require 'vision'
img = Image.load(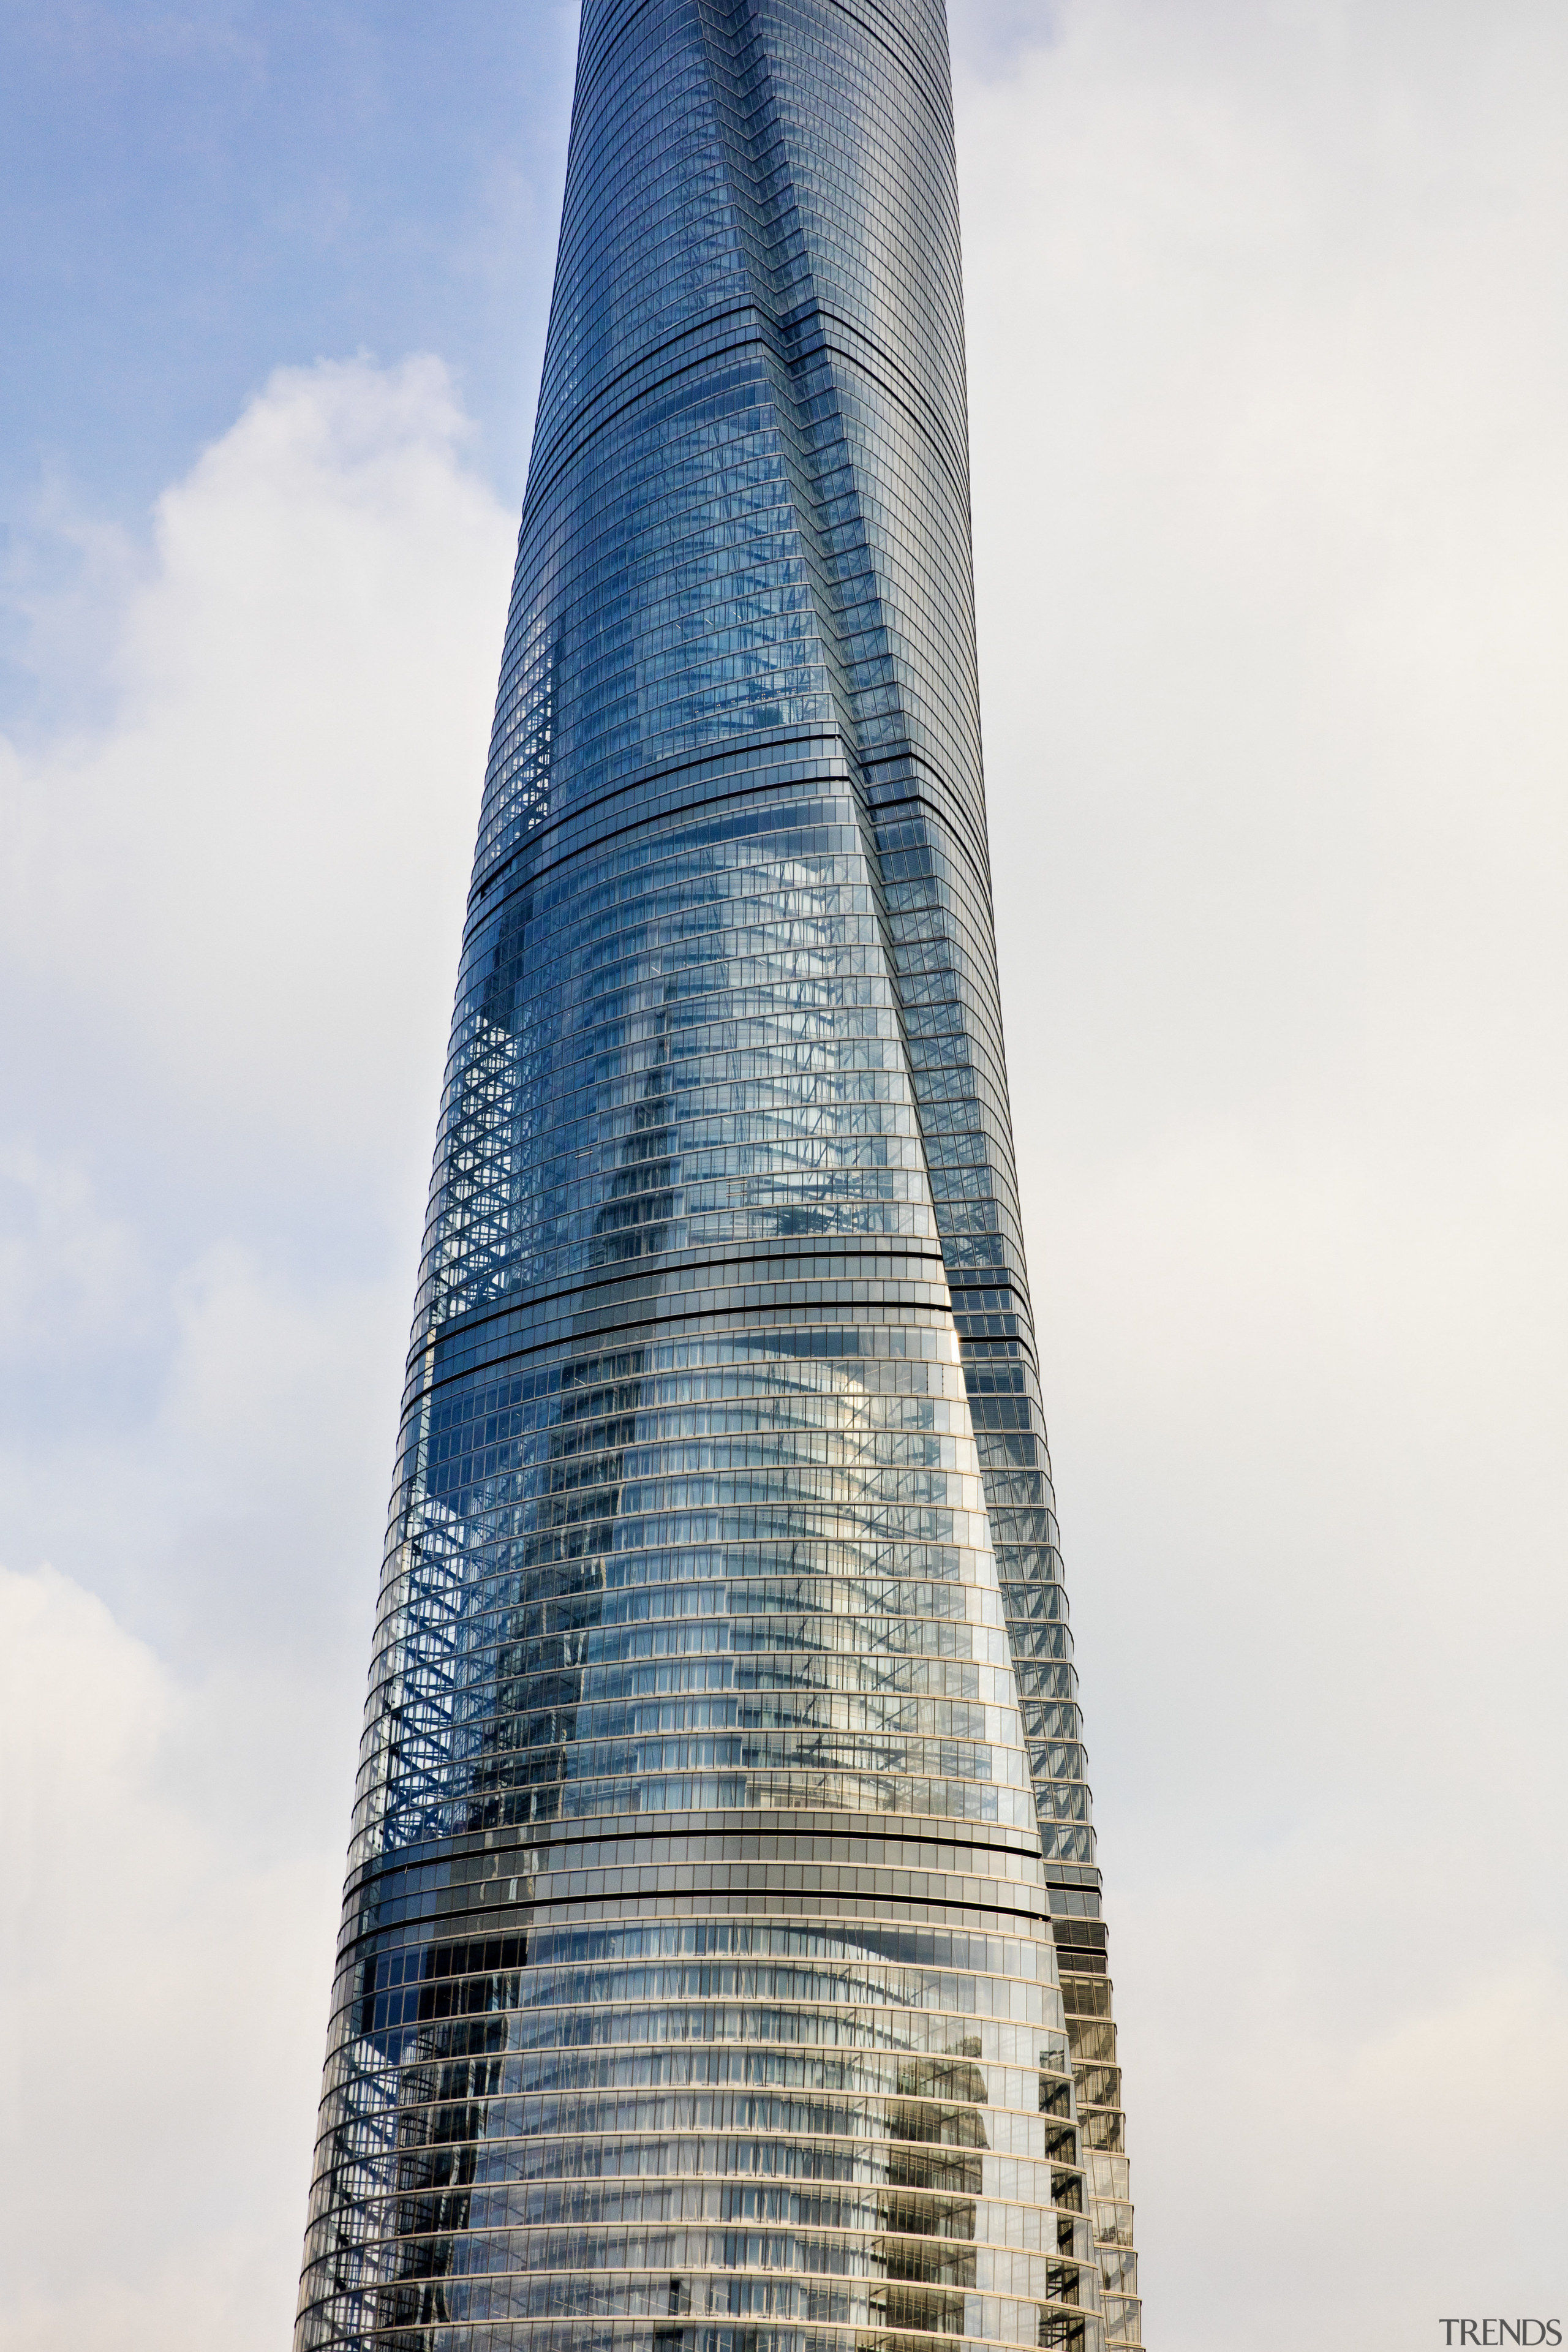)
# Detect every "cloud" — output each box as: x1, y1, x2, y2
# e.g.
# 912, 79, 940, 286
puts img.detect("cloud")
0, 1562, 341, 2351
0, 1145, 151, 1366
0, 351, 516, 1629
955, 3, 1568, 2341
0, 356, 515, 2348
1, 354, 514, 1188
